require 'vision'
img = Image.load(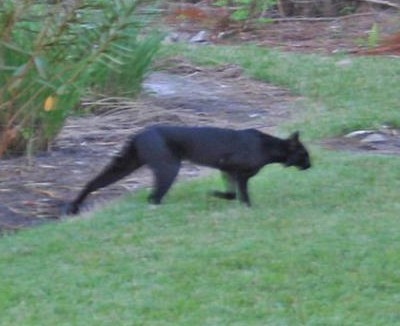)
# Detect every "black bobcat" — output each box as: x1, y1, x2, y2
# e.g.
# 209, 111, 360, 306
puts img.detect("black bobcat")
65, 125, 311, 214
